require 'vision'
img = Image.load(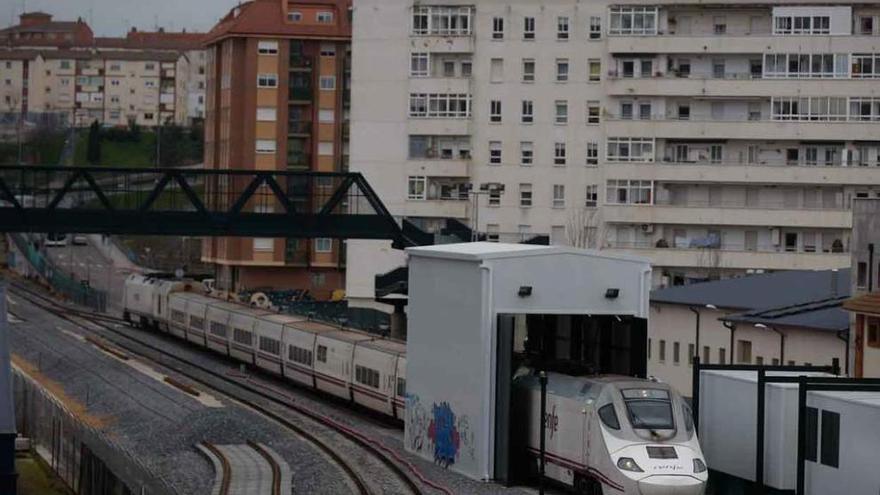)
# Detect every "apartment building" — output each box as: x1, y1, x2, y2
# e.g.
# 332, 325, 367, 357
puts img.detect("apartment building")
201, 0, 352, 296
843, 198, 880, 377
0, 13, 205, 127
347, 0, 880, 309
